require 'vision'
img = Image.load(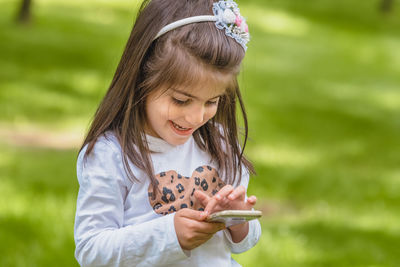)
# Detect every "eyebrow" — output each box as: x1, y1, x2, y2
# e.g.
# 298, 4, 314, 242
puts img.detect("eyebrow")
171, 88, 223, 101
